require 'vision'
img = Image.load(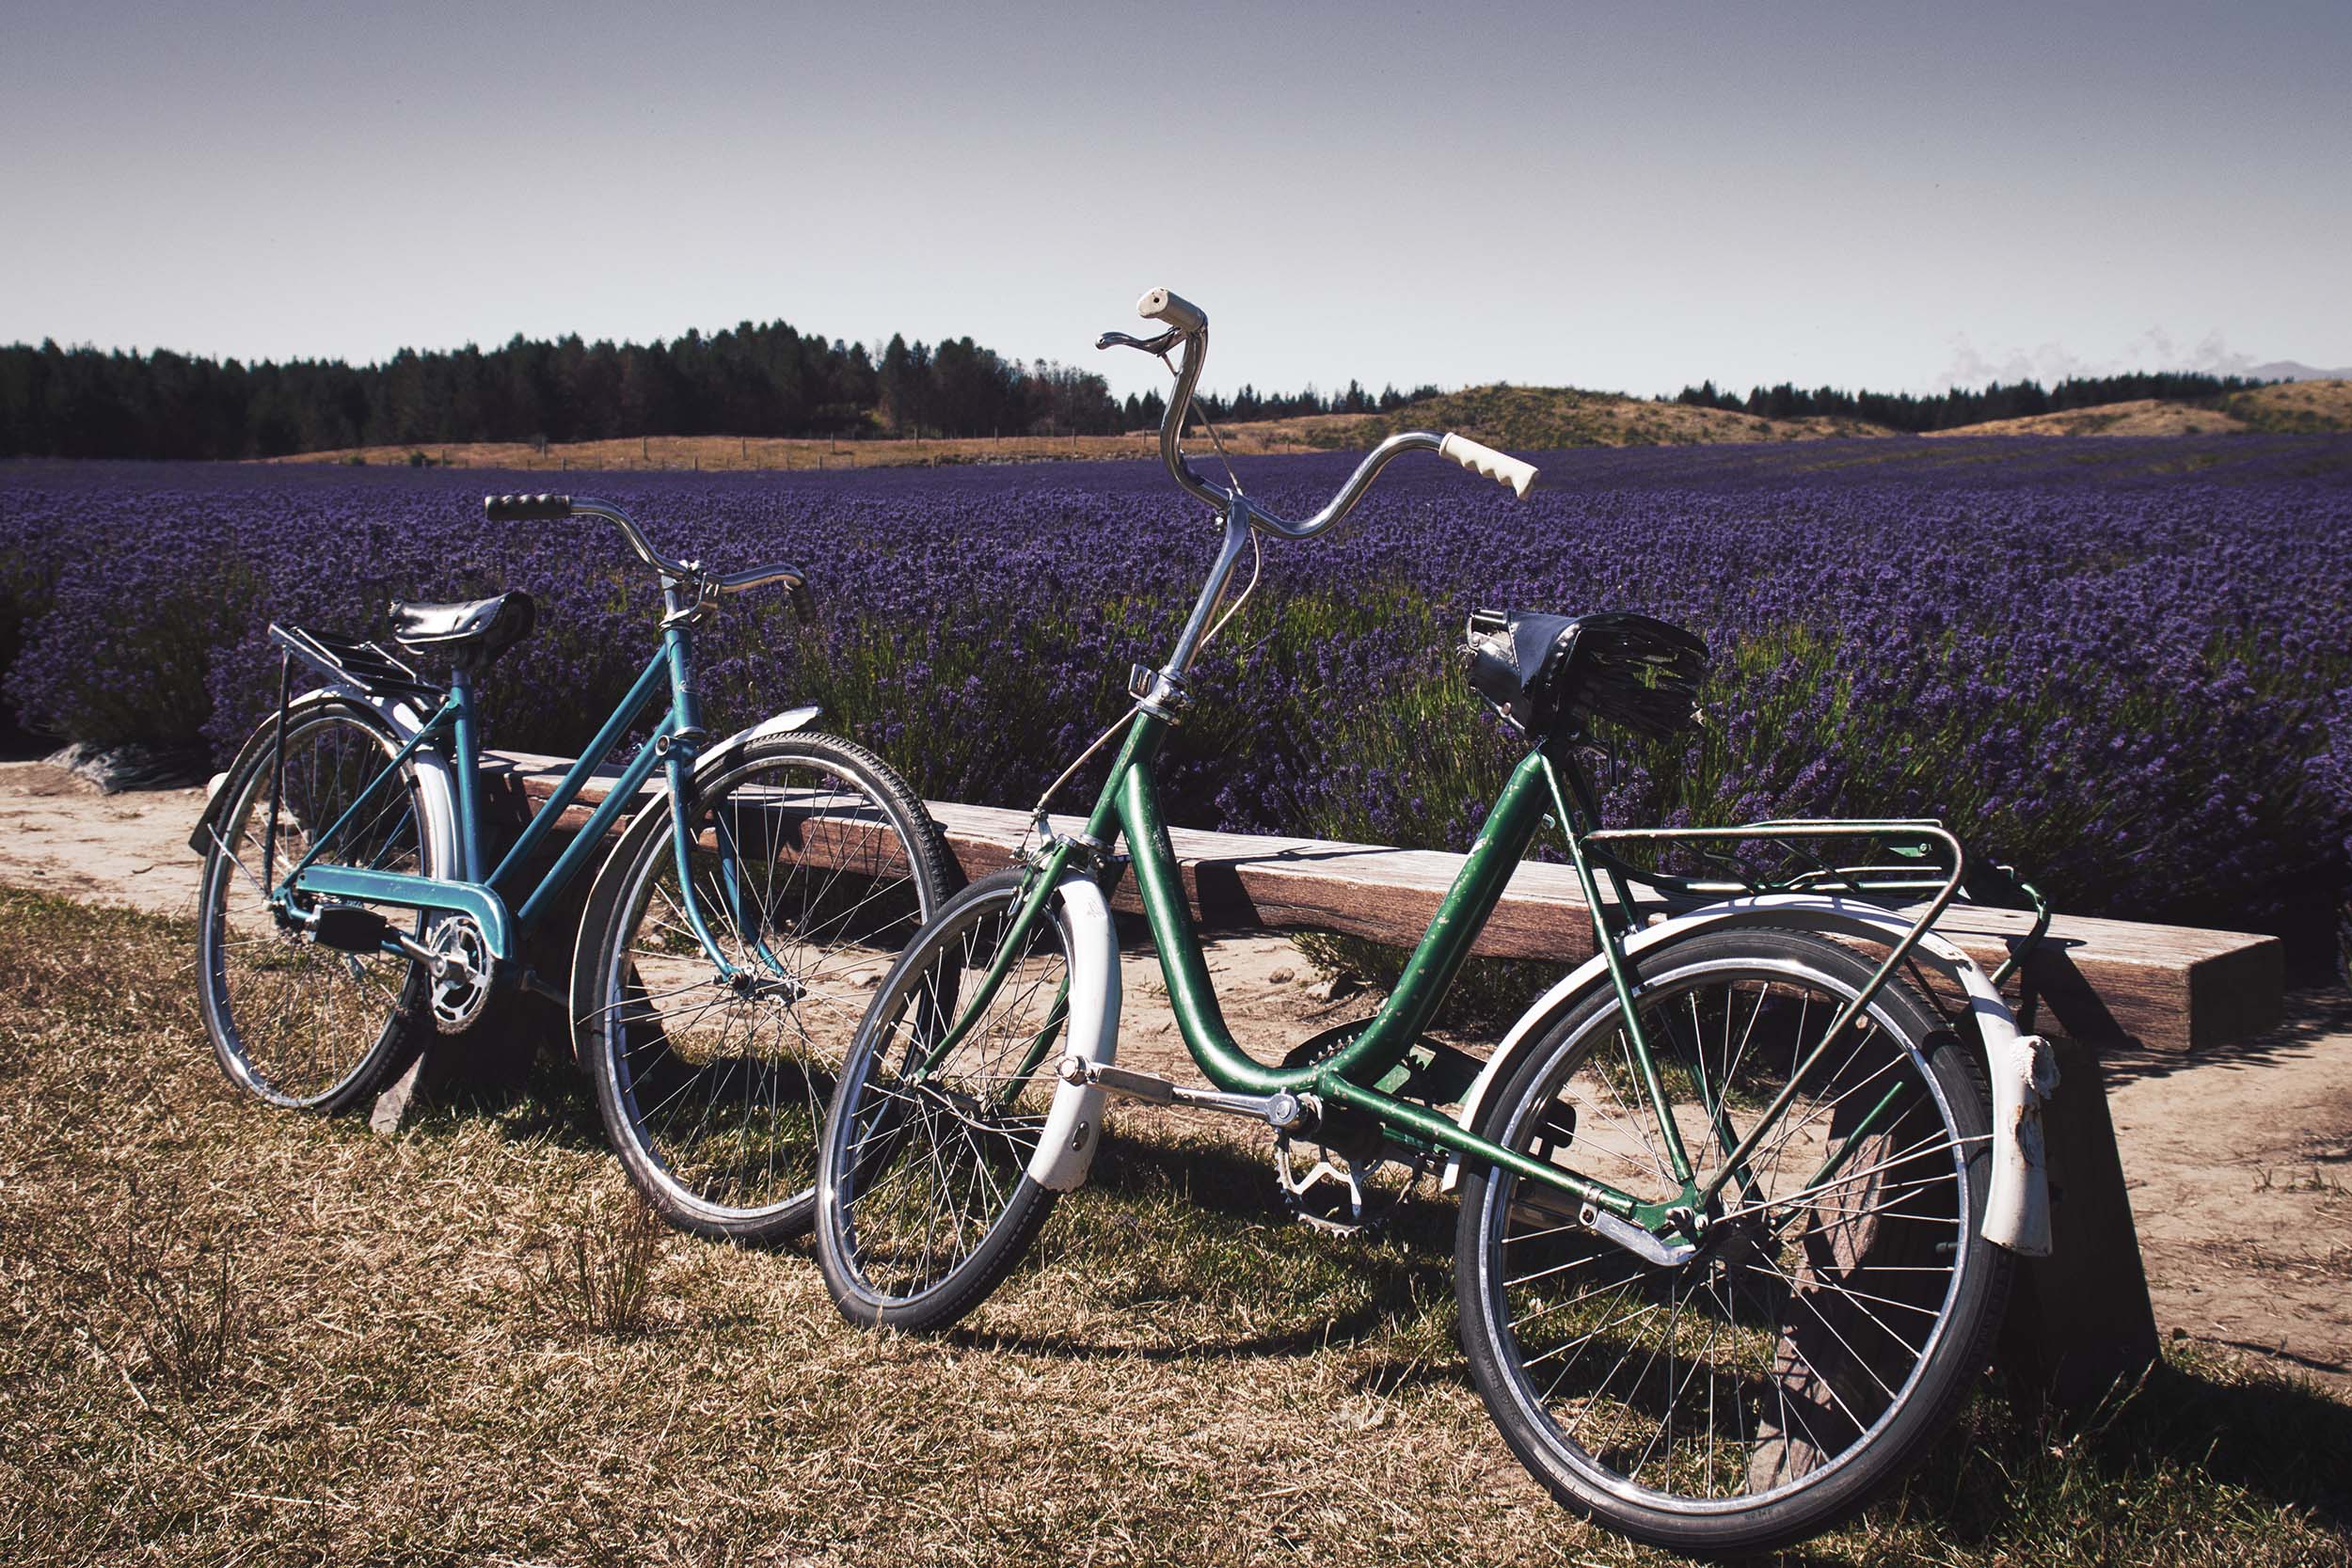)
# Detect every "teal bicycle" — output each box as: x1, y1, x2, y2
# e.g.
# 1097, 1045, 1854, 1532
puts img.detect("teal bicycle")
190, 494, 954, 1242
812, 290, 2058, 1553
